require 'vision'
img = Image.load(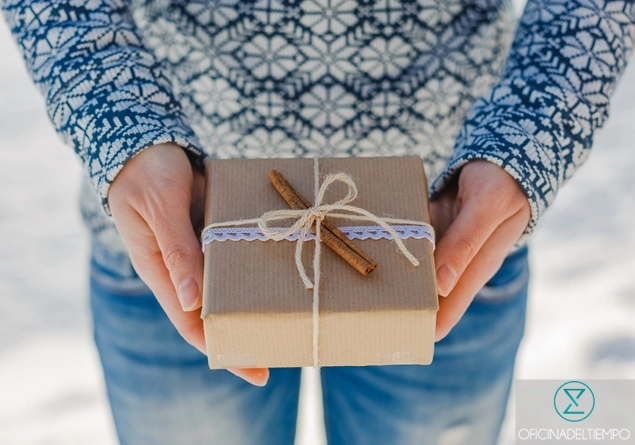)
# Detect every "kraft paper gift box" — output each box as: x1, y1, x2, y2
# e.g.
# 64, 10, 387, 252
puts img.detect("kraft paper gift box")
201, 156, 439, 369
